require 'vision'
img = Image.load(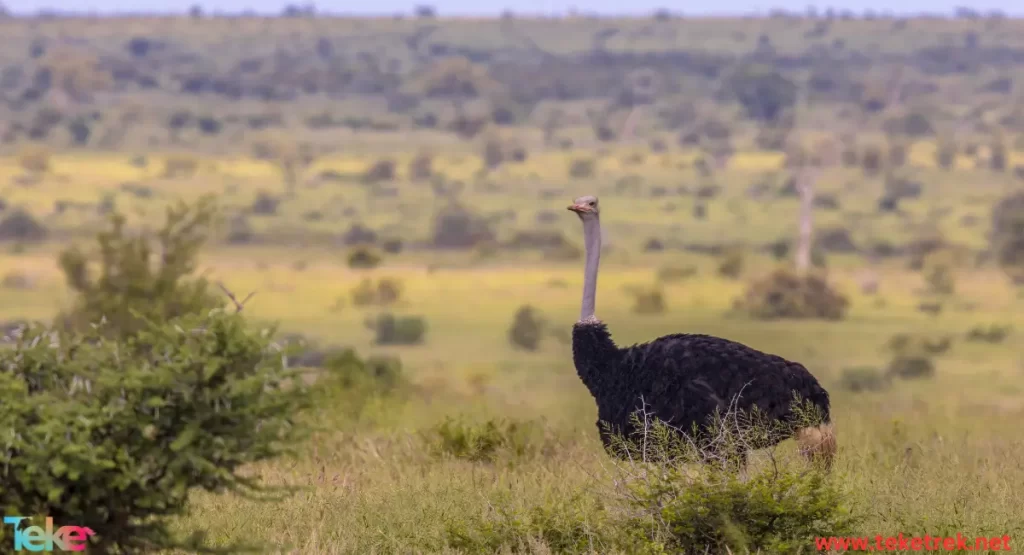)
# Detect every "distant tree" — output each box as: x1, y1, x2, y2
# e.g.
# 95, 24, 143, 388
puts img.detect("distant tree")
726, 65, 797, 123
56, 197, 225, 338
992, 192, 1024, 284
